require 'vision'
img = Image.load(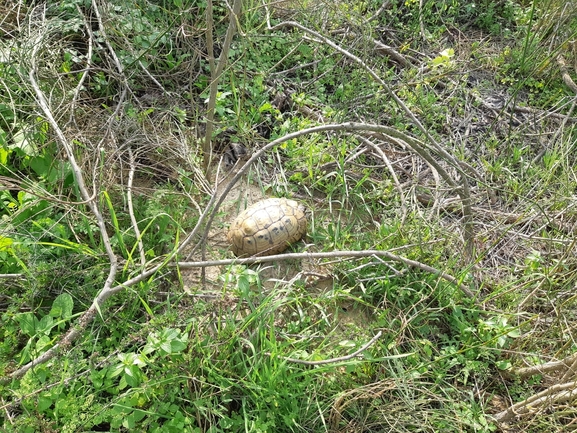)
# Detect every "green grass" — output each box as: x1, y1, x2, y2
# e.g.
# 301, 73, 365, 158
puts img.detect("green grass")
2, 0, 577, 431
